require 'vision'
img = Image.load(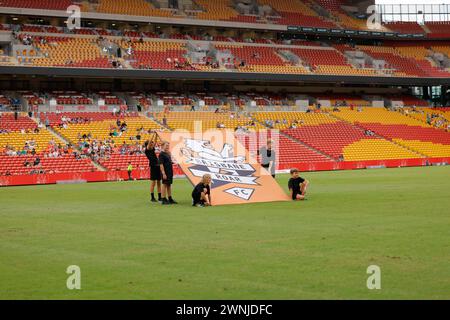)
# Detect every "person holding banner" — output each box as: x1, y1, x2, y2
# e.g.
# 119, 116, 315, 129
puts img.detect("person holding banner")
159, 141, 177, 205
144, 139, 162, 203
192, 174, 212, 207
258, 139, 276, 178
288, 168, 309, 201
